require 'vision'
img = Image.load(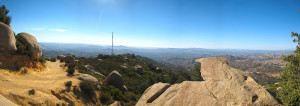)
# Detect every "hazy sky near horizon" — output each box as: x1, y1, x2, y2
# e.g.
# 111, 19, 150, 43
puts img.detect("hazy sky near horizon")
1, 0, 300, 50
